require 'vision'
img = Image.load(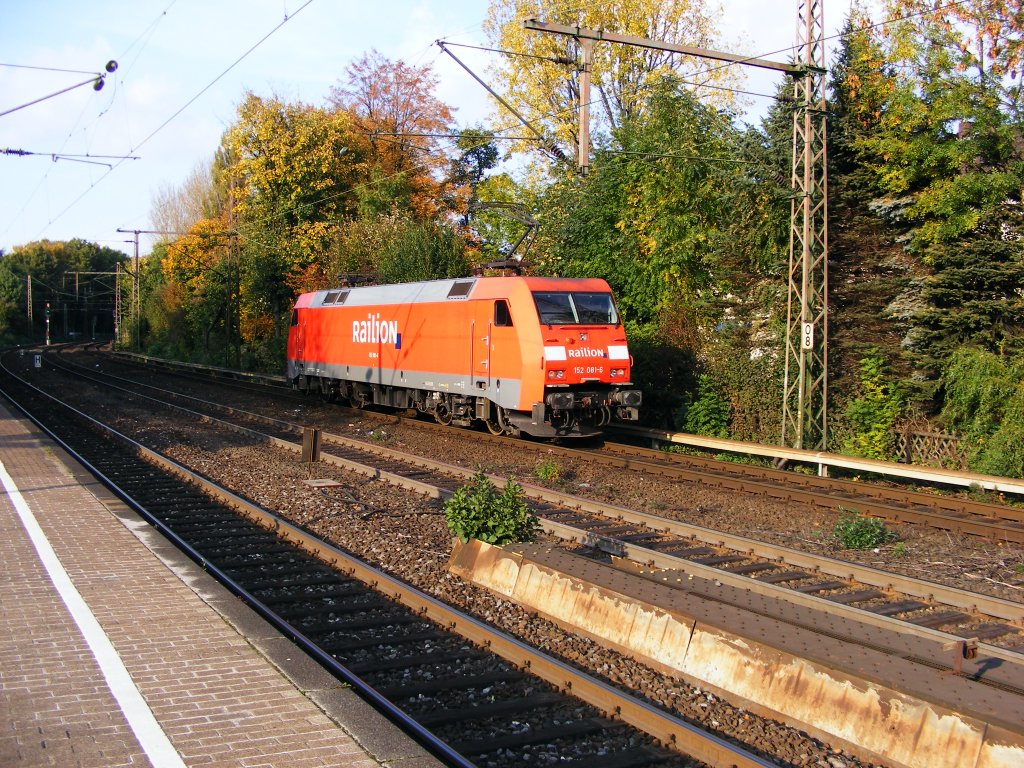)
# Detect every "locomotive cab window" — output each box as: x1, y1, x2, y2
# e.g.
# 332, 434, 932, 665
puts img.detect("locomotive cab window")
494, 300, 513, 327
290, 309, 299, 326
533, 291, 618, 326
573, 292, 618, 324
